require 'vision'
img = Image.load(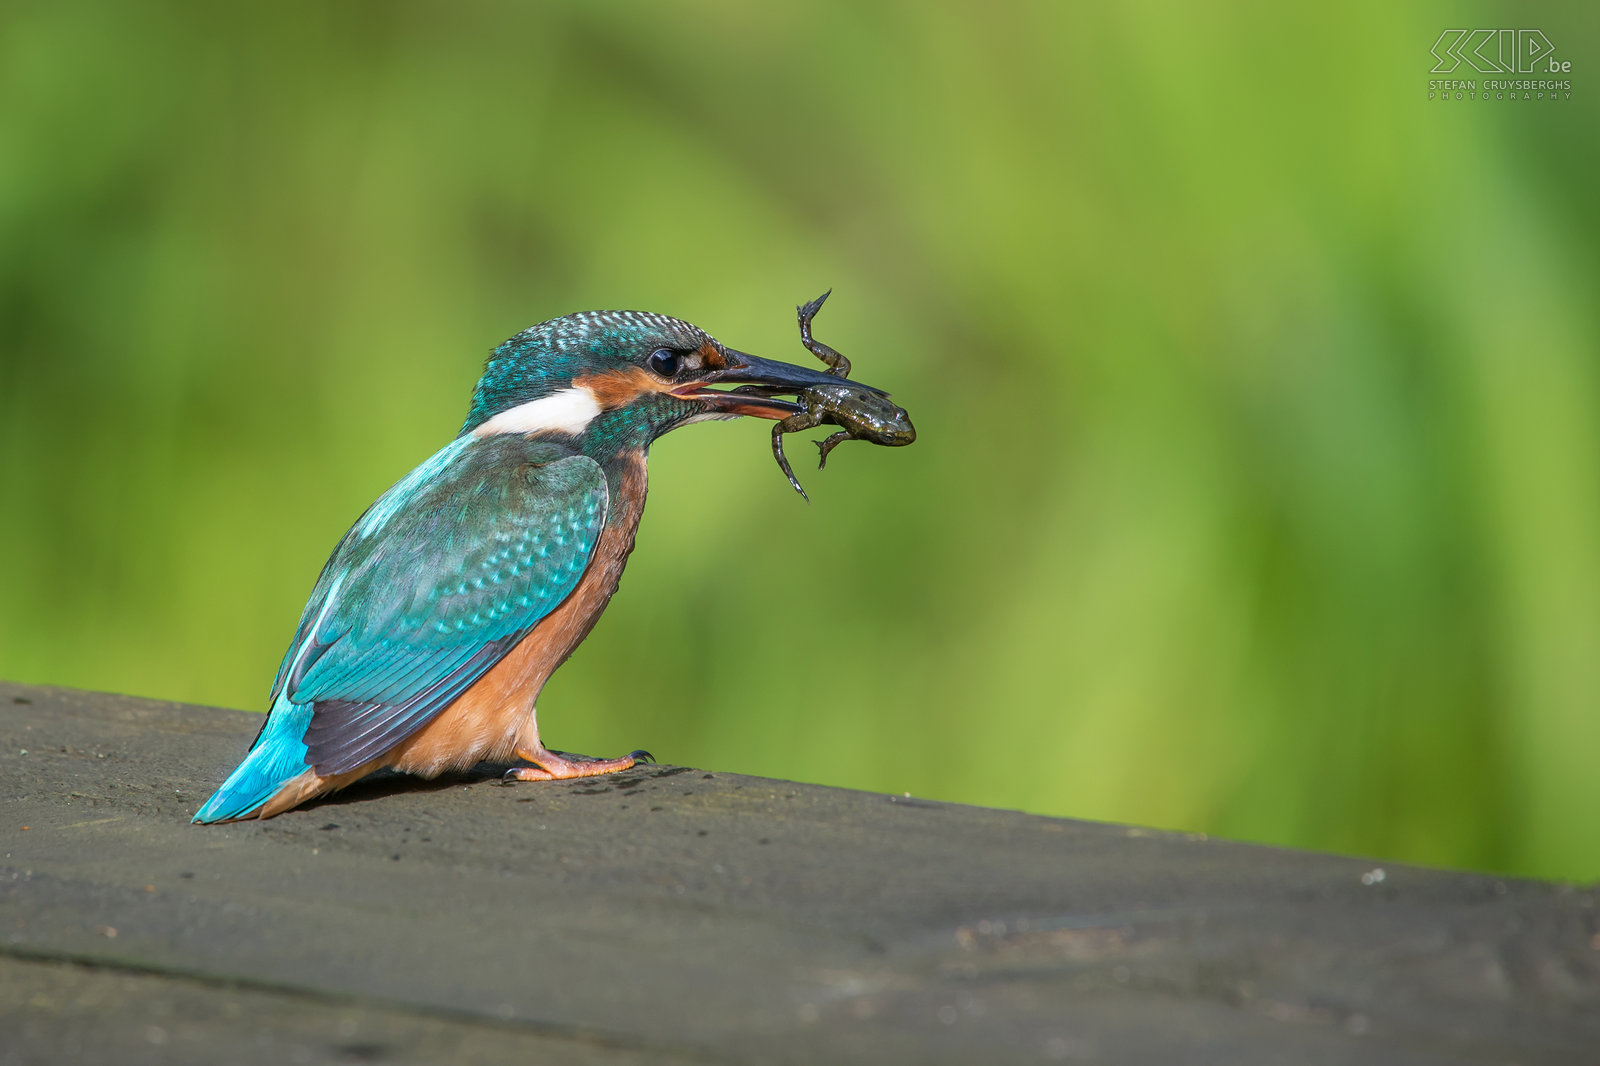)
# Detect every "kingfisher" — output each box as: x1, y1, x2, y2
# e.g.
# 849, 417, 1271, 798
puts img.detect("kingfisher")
194, 309, 879, 822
